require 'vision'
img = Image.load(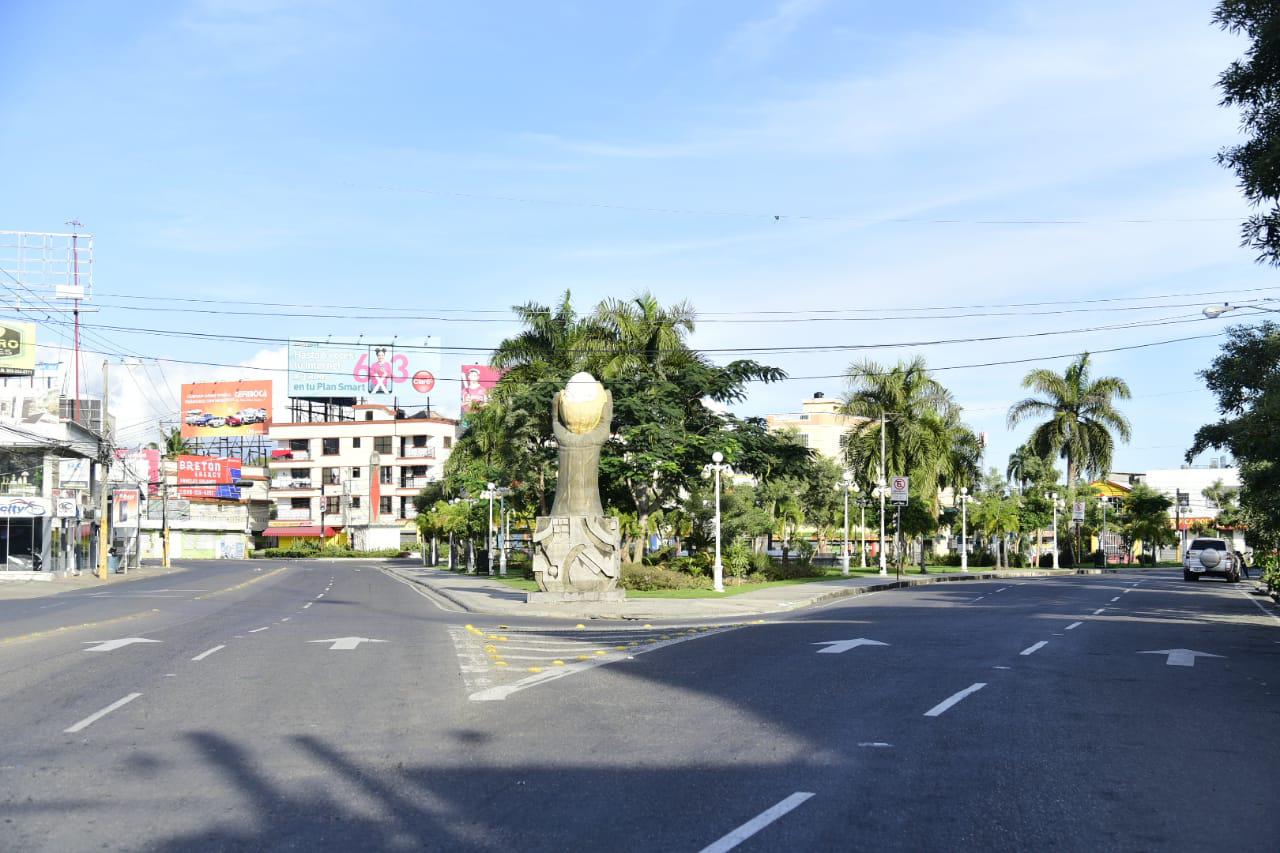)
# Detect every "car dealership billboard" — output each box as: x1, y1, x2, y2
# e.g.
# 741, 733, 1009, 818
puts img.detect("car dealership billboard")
287, 338, 441, 404
180, 381, 272, 438
0, 321, 36, 377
